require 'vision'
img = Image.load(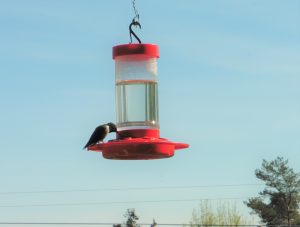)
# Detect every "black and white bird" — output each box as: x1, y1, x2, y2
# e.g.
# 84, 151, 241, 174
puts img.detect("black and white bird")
84, 122, 117, 149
